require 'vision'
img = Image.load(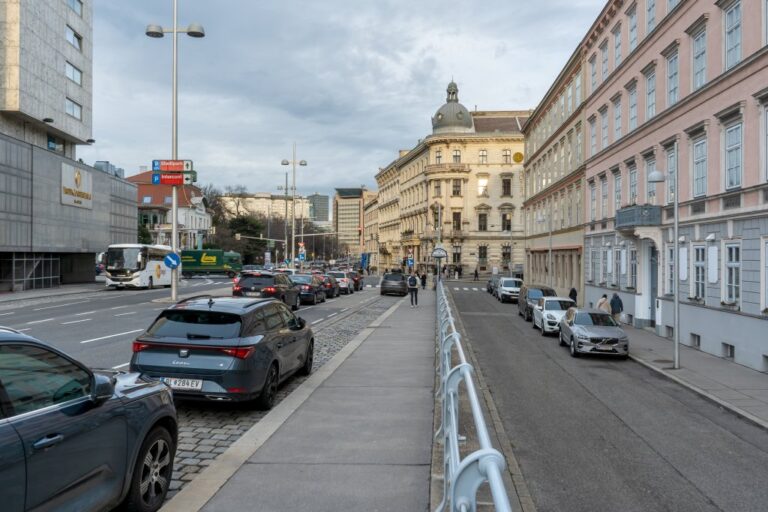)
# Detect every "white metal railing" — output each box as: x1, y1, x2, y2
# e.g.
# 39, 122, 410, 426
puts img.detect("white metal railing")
435, 280, 513, 512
